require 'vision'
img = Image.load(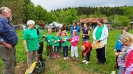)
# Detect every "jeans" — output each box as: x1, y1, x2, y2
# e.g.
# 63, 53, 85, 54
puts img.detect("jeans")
63, 46, 68, 57
37, 42, 44, 60
118, 67, 125, 74
54, 46, 60, 53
